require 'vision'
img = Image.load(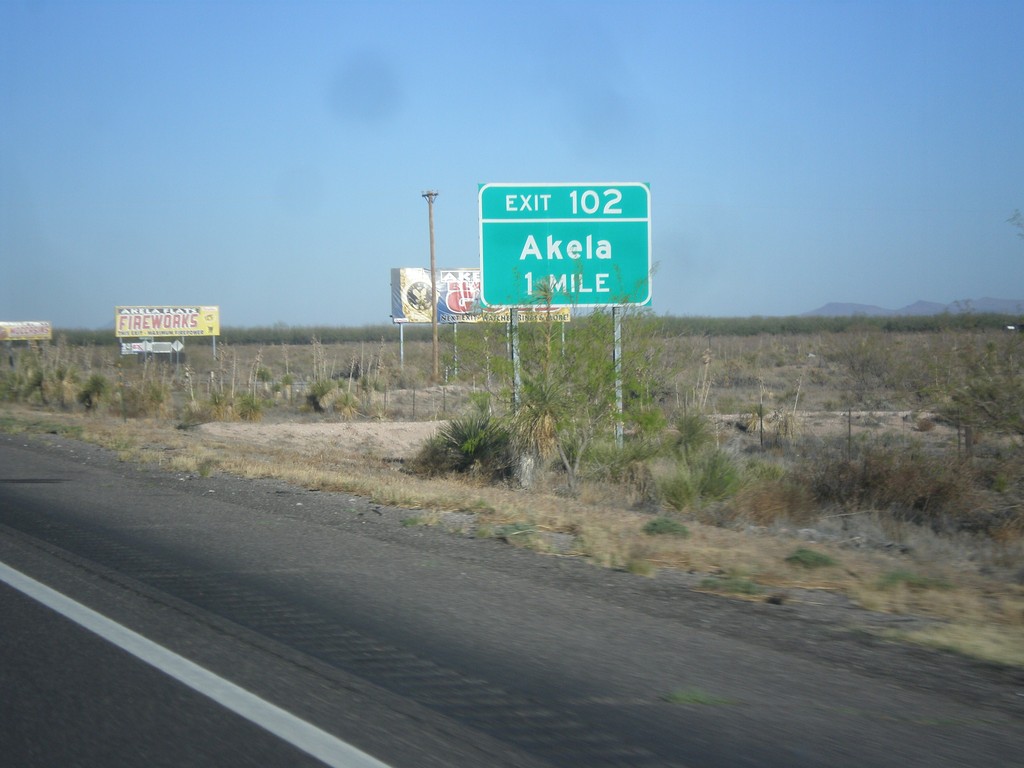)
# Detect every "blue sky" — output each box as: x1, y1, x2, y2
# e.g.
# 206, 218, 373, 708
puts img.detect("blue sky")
2, 0, 1022, 329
